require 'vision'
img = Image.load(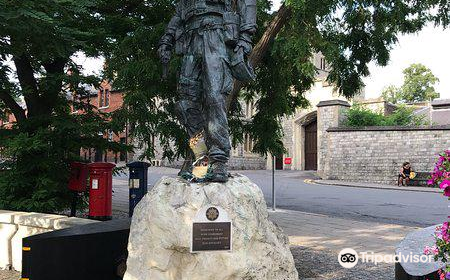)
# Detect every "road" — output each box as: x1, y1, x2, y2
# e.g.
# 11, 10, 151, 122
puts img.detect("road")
114, 167, 448, 228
